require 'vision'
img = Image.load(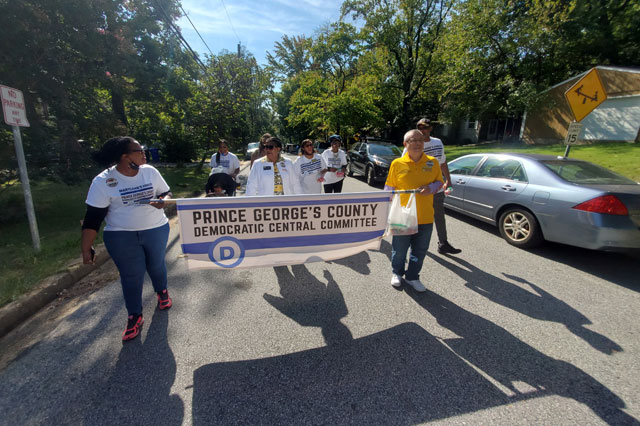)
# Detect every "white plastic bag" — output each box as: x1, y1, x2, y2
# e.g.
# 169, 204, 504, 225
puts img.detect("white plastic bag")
386, 192, 418, 236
